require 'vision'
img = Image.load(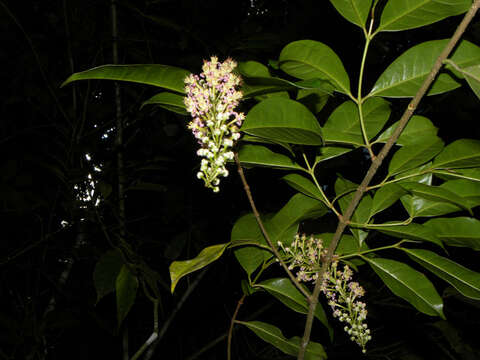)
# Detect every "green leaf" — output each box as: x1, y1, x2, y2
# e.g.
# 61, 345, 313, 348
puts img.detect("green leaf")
62, 64, 190, 94
241, 279, 259, 296
377, 0, 471, 32
297, 88, 329, 114
282, 173, 326, 203
256, 278, 332, 338
372, 222, 443, 248
370, 40, 480, 97
238, 59, 334, 99
441, 179, 480, 207
396, 163, 433, 185
237, 321, 327, 359
243, 77, 333, 99
238, 60, 271, 77
366, 257, 445, 318
93, 249, 124, 304
279, 40, 351, 94
320, 232, 369, 255
237, 144, 302, 170
401, 196, 459, 218
432, 139, 480, 169
323, 98, 391, 146
270, 193, 329, 243
314, 146, 353, 164
460, 64, 480, 99
403, 248, 480, 300
402, 179, 480, 218
375, 115, 438, 146
234, 246, 272, 278
141, 92, 188, 115
232, 194, 327, 276
388, 136, 444, 176
399, 182, 471, 214
233, 193, 328, 276
424, 217, 480, 250
433, 168, 480, 182
336, 177, 372, 243
371, 183, 407, 217
361, 97, 392, 140
116, 265, 138, 327
248, 77, 334, 92
169, 243, 229, 293
443, 60, 480, 99
399, 173, 474, 217
232, 214, 272, 276
242, 83, 290, 99
240, 134, 295, 156
329, 0, 373, 28
239, 62, 334, 95
242, 98, 323, 145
